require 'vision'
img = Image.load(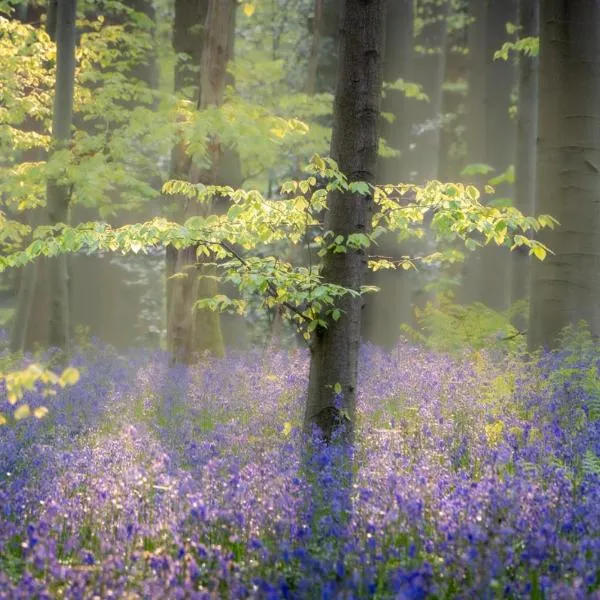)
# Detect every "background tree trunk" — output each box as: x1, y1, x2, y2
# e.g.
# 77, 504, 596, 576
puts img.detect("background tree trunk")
9, 2, 49, 352
409, 0, 449, 183
462, 0, 517, 310
168, 0, 238, 363
167, 0, 209, 363
305, 0, 386, 442
476, 0, 517, 312
528, 0, 600, 349
47, 0, 77, 350
305, 0, 324, 94
362, 0, 414, 346
511, 0, 539, 330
